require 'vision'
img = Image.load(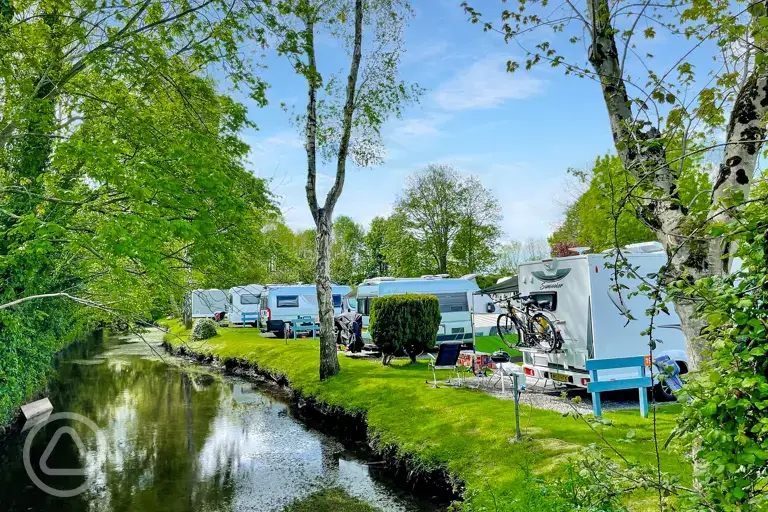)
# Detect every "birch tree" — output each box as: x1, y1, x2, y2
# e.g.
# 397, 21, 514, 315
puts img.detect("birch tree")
463, 0, 768, 370
283, 0, 417, 379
